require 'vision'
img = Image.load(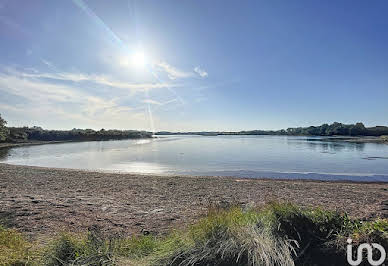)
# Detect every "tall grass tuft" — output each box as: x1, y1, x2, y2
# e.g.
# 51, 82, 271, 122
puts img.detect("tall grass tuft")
145, 206, 293, 265
146, 203, 362, 265
44, 226, 116, 266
